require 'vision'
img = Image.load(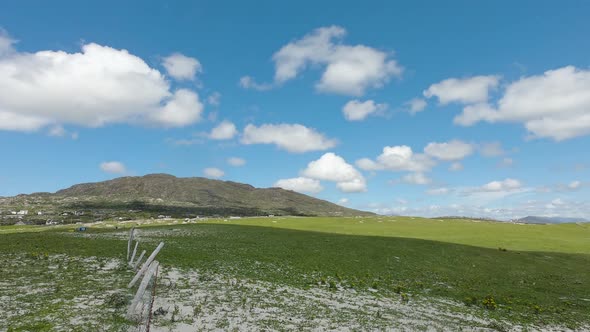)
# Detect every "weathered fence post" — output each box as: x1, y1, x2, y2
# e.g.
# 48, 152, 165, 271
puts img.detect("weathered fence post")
127, 227, 135, 261
129, 241, 139, 267
126, 260, 159, 320
133, 250, 146, 270
128, 242, 164, 288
